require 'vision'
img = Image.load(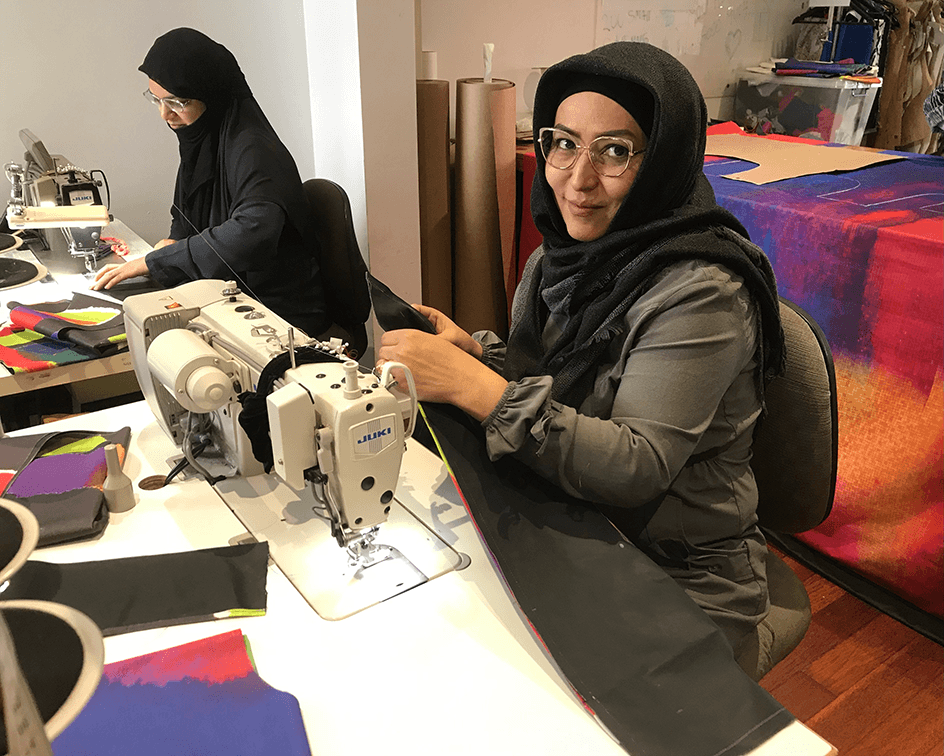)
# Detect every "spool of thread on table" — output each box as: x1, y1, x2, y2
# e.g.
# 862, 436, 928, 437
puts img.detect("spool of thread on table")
103, 443, 135, 513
